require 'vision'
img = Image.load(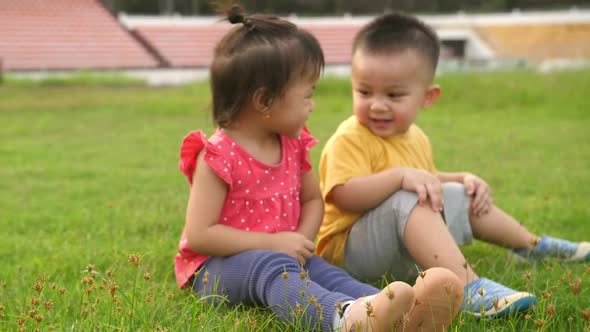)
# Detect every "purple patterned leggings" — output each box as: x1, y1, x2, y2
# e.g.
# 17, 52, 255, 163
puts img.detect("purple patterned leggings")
191, 250, 379, 331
